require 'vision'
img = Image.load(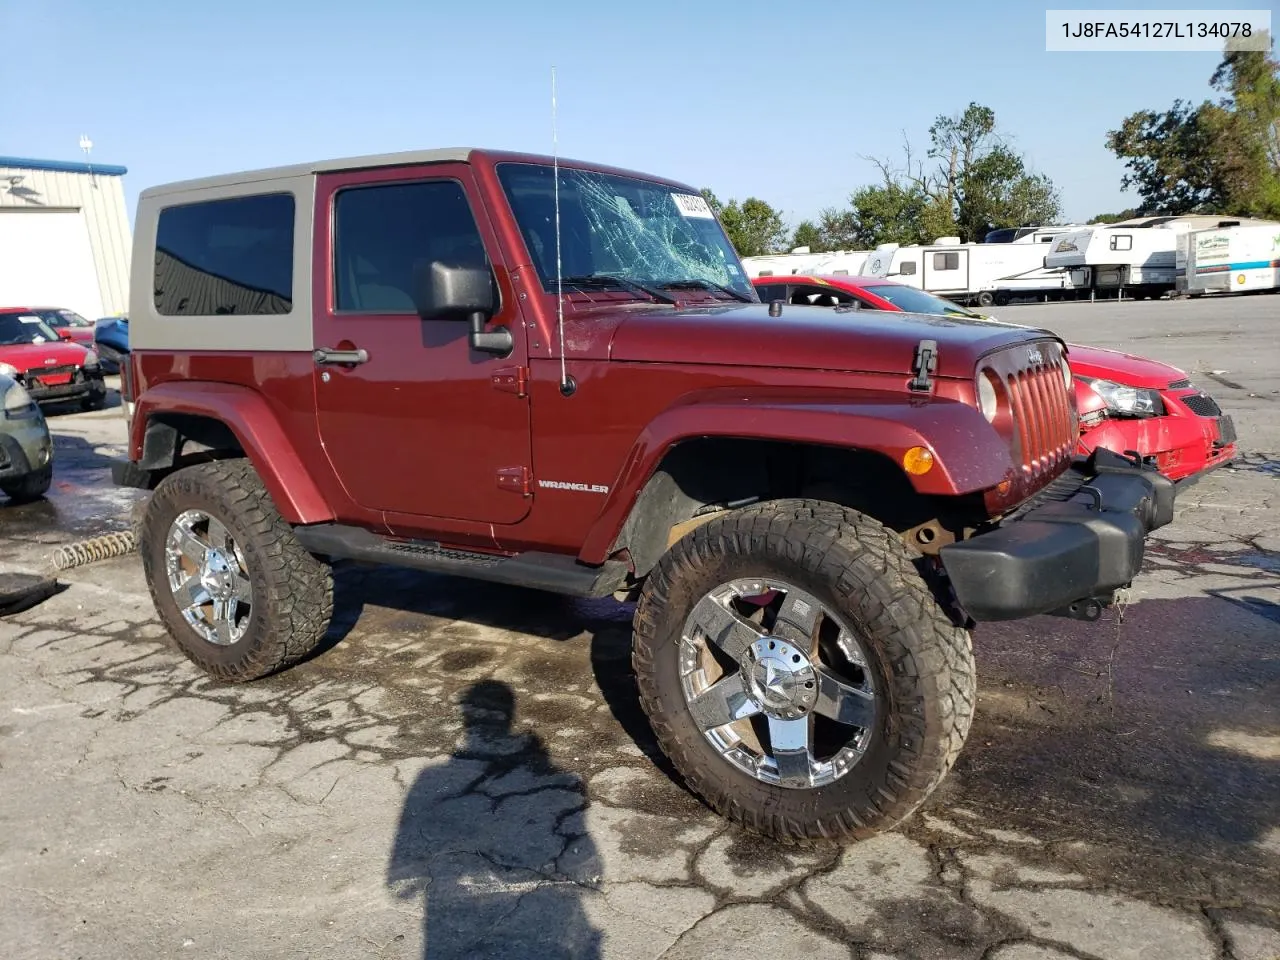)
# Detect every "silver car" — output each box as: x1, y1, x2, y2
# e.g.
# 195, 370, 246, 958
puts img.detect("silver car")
0, 373, 53, 502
